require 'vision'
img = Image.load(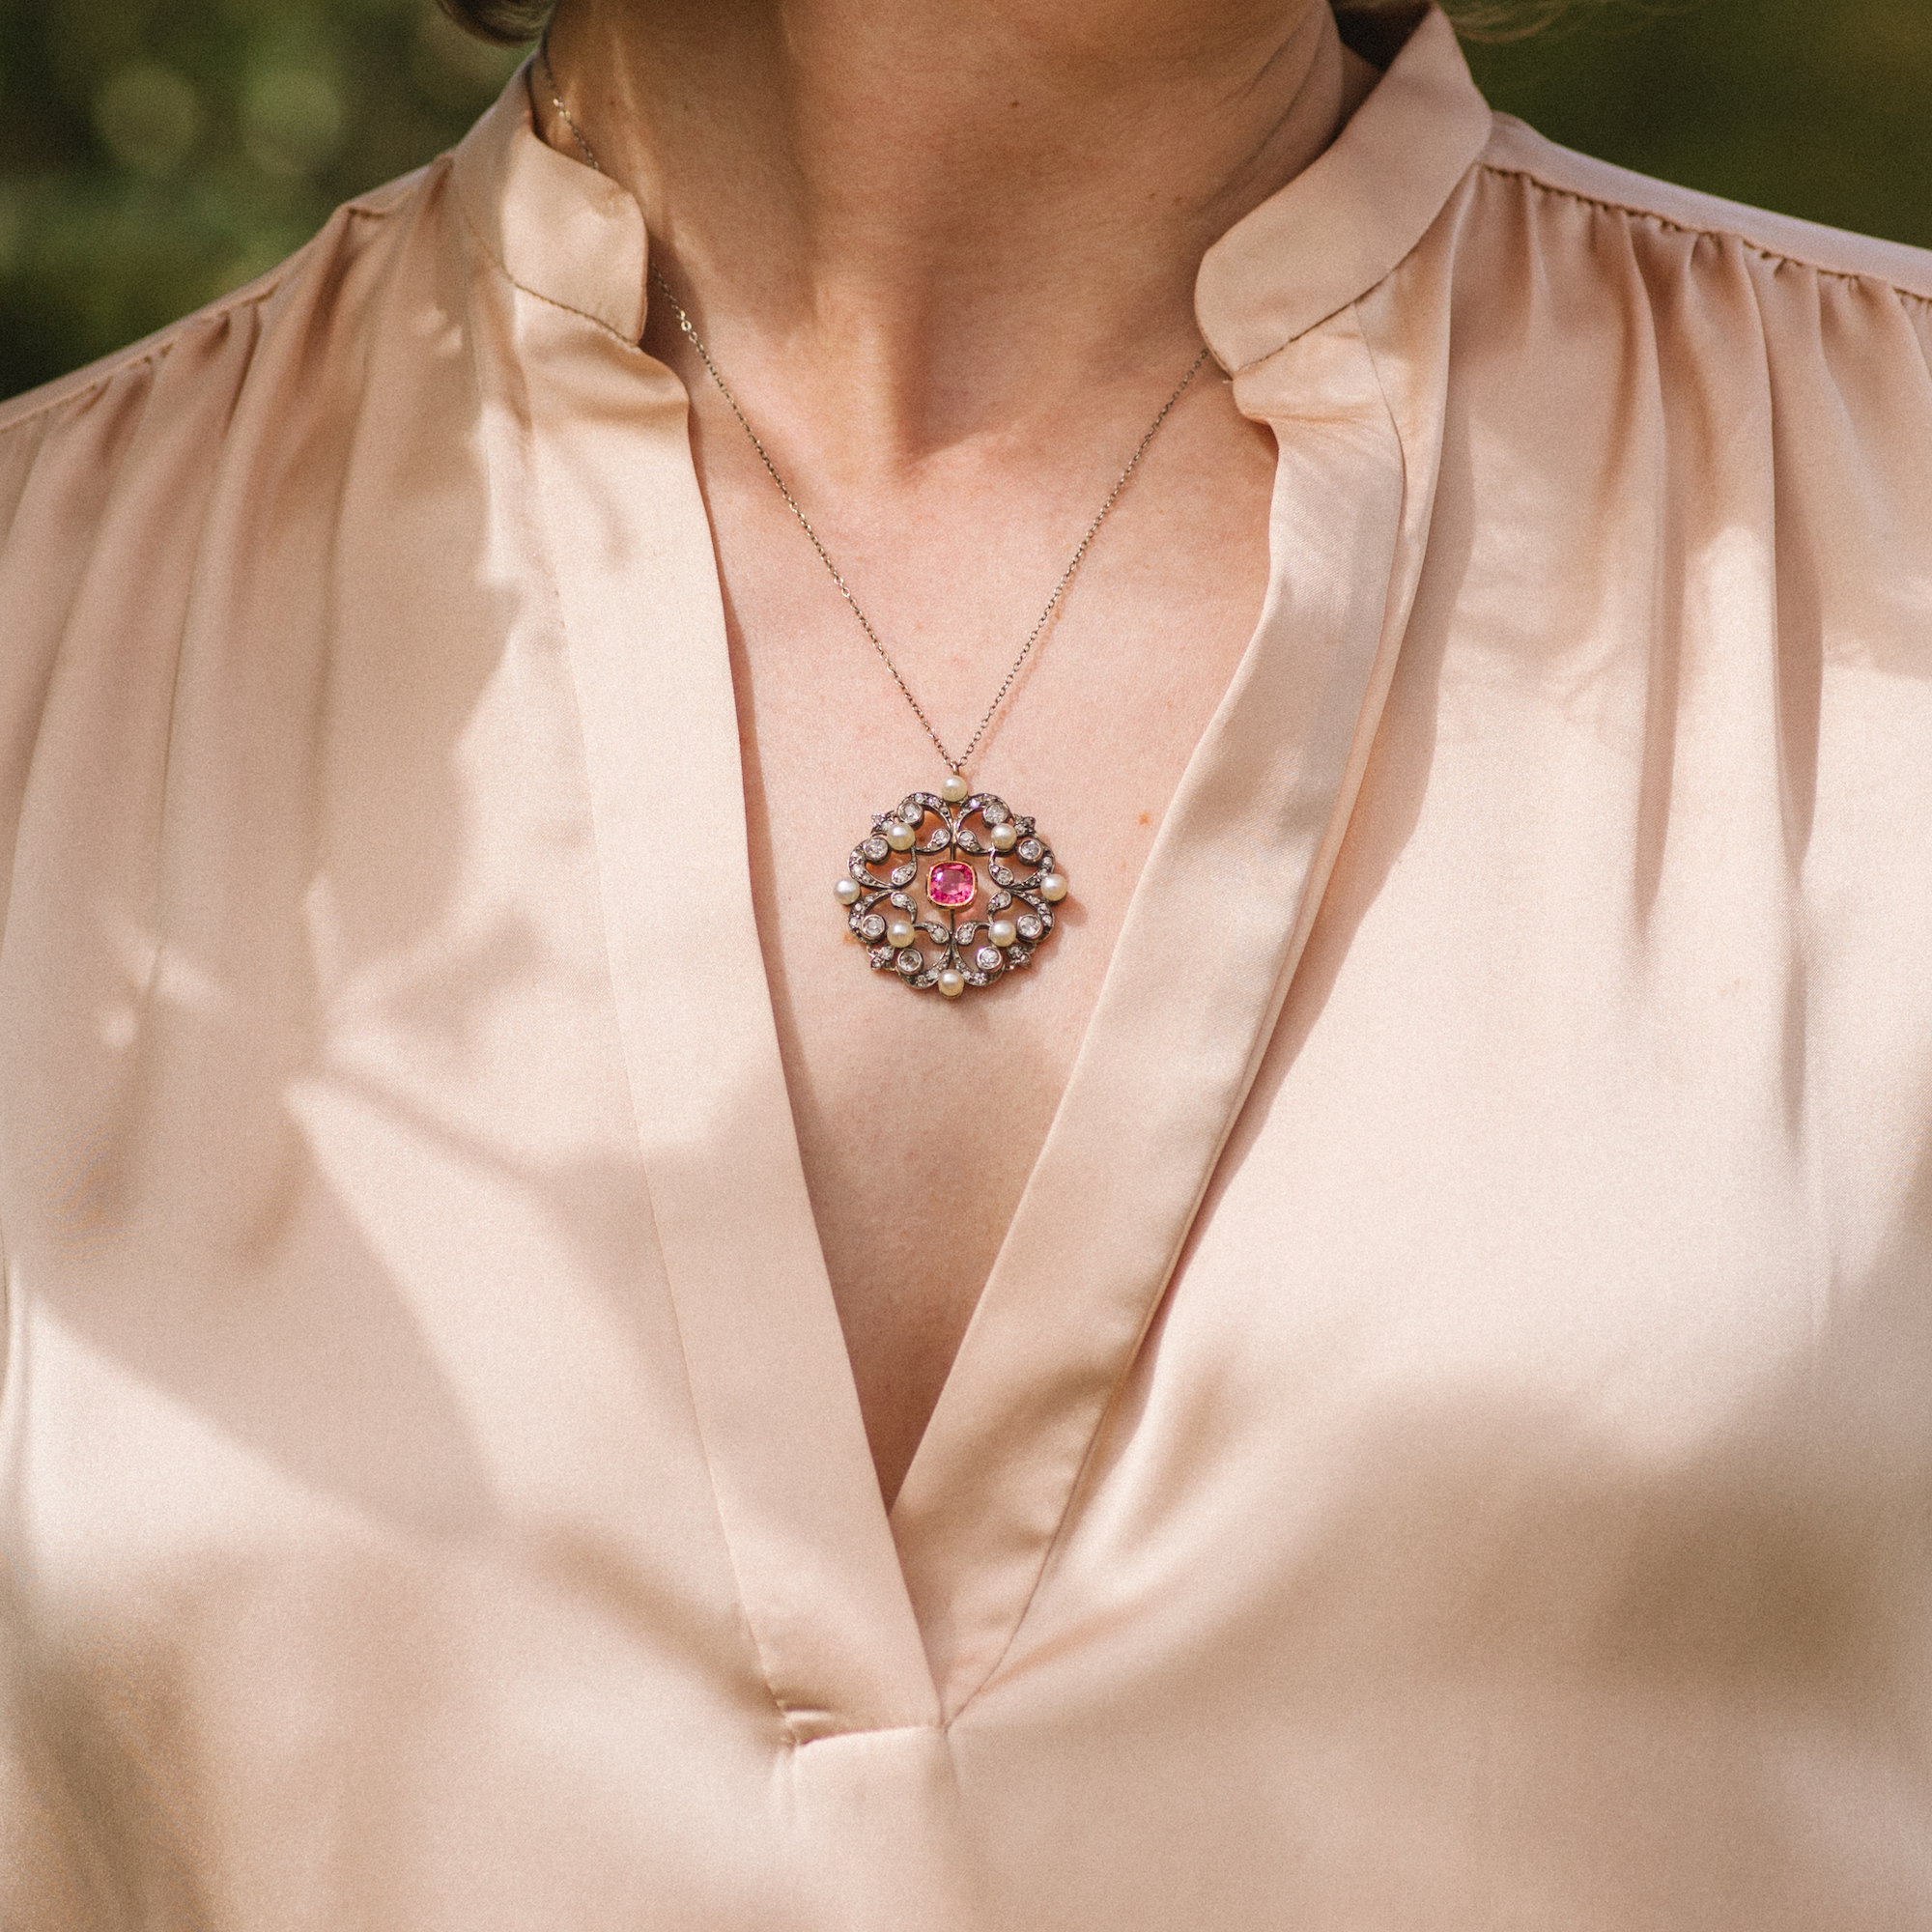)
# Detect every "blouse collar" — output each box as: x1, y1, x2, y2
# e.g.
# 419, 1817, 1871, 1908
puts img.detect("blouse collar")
1196, 6, 1493, 369
450, 4, 1493, 372
452, 58, 653, 344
